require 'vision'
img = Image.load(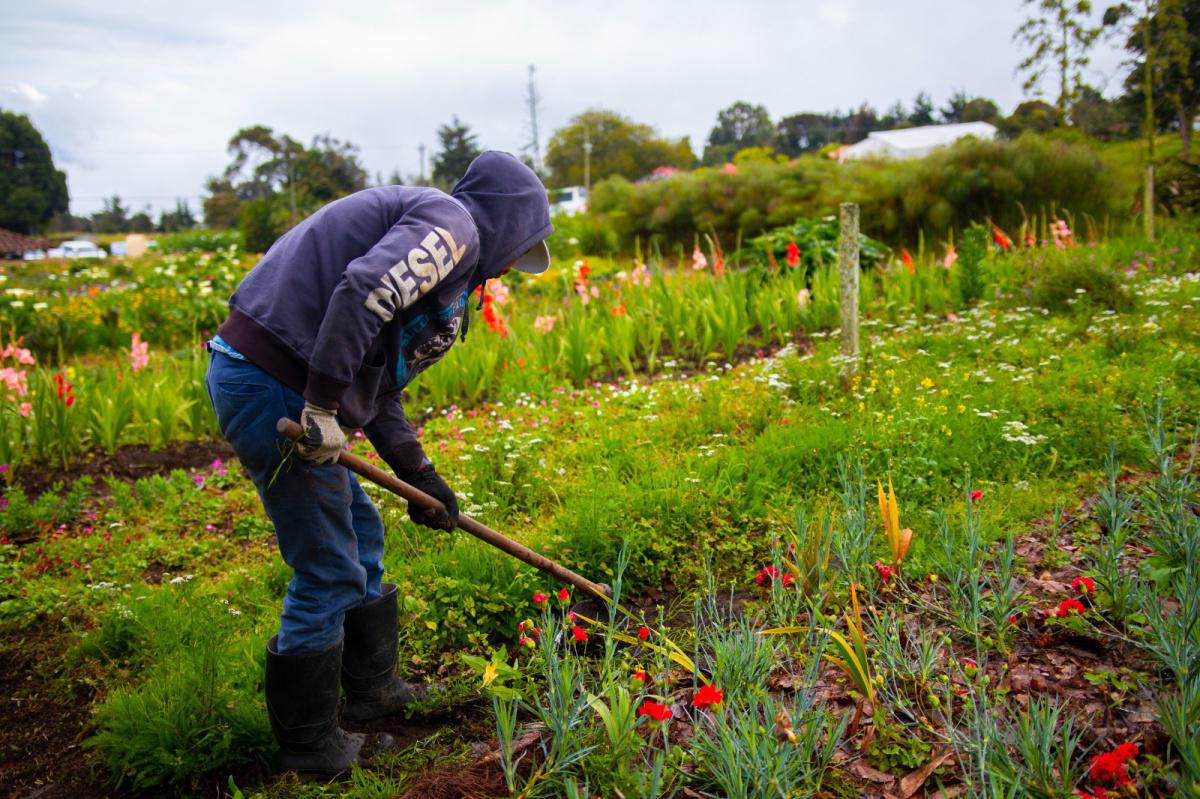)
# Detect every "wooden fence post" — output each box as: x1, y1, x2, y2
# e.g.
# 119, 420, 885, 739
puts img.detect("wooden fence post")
839, 202, 860, 387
